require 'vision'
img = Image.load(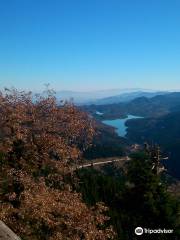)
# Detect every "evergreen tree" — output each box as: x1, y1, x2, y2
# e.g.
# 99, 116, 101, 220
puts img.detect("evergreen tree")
120, 152, 180, 239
